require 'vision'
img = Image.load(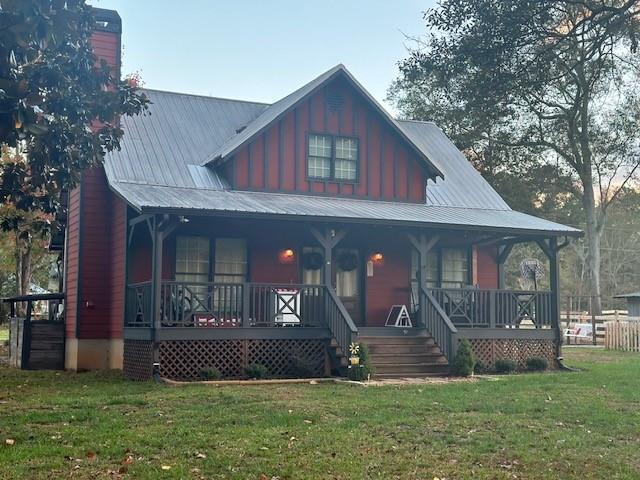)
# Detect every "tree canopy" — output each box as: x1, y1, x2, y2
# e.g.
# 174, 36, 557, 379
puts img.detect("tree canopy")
389, 0, 640, 311
0, 0, 149, 227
